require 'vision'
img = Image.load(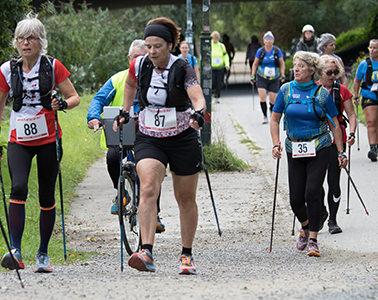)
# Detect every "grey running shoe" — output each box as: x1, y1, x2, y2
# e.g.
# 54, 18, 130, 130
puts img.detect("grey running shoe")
307, 240, 320, 257
262, 116, 268, 124
296, 228, 309, 251
328, 220, 342, 234
34, 252, 53, 273
368, 150, 377, 162
1, 248, 24, 270
318, 209, 329, 231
